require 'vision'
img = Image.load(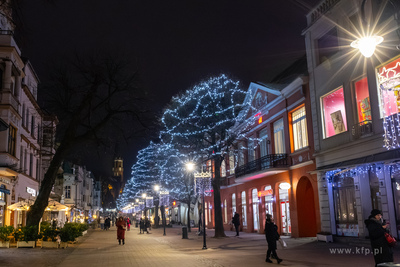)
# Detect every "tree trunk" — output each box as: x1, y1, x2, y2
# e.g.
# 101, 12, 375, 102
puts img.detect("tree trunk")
187, 199, 191, 232
154, 203, 159, 228
212, 156, 226, 238
26, 141, 70, 227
